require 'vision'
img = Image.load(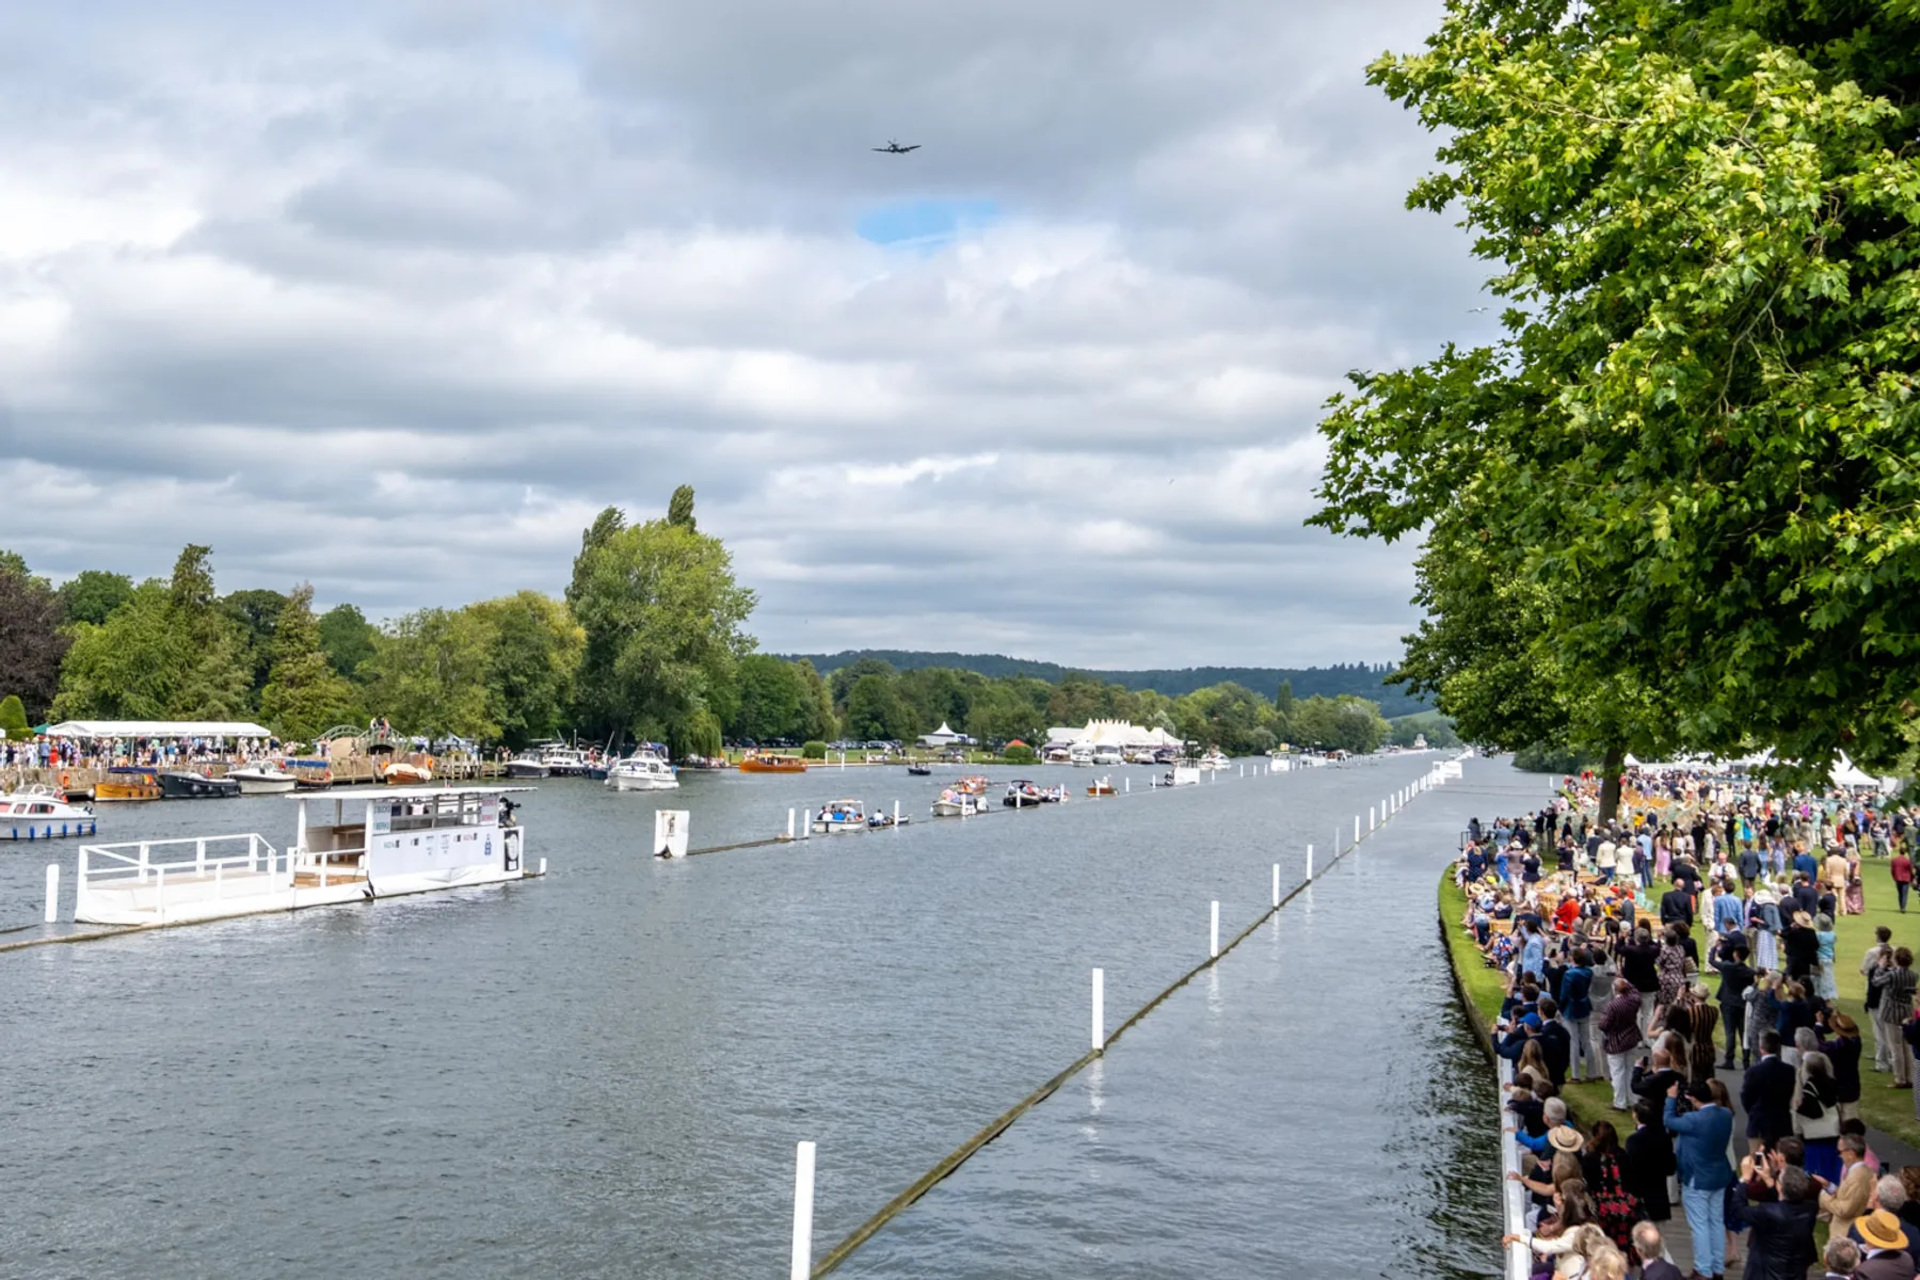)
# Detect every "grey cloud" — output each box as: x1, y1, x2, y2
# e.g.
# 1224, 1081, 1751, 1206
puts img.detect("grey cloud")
0, 0, 1474, 668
